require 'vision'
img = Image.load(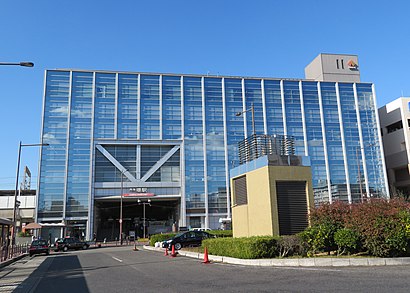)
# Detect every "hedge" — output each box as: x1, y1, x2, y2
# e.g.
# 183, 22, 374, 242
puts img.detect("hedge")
202, 236, 279, 259
209, 230, 233, 238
